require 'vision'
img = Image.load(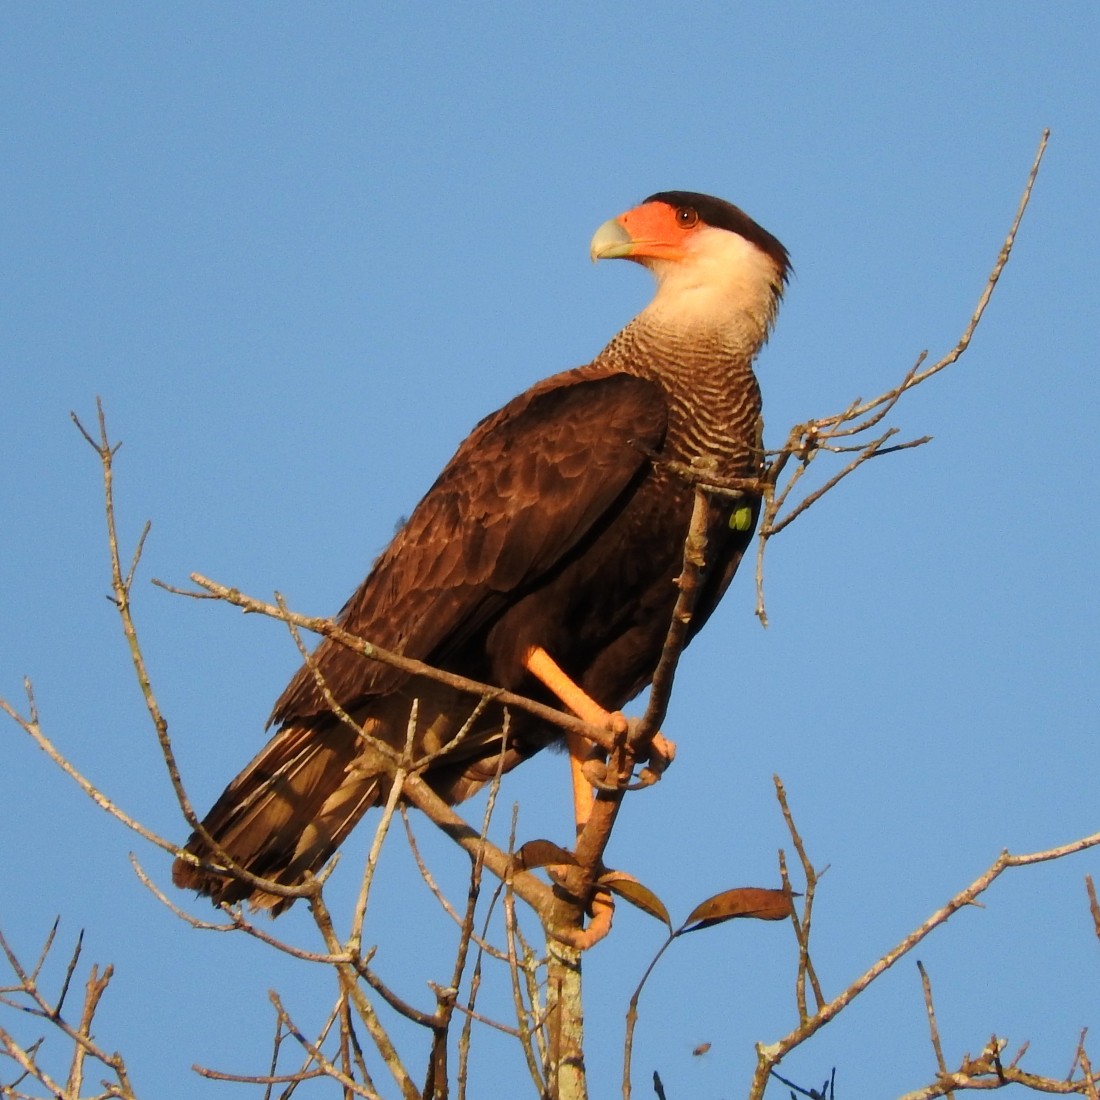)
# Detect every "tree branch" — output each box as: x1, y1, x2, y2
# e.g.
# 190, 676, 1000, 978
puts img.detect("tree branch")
750, 827, 1100, 1098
